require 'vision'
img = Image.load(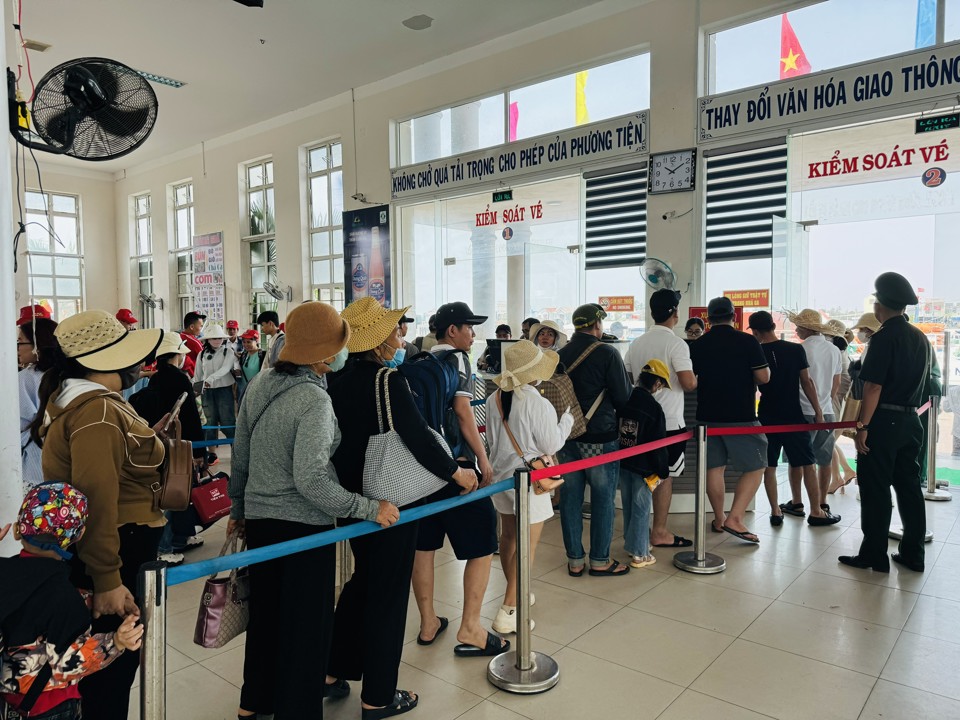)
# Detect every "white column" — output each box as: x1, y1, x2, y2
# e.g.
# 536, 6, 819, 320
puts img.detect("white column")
1, 0, 24, 554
